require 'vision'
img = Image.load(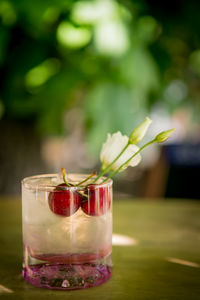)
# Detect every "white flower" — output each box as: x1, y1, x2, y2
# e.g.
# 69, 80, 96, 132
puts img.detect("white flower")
100, 132, 142, 172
